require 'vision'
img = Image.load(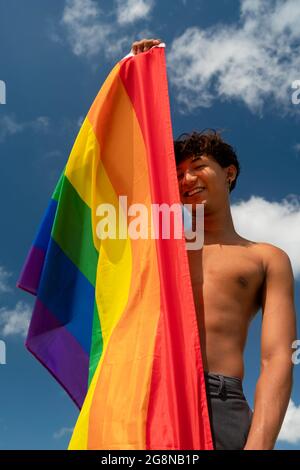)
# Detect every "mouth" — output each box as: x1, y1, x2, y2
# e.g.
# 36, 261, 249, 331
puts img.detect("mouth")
183, 186, 206, 197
